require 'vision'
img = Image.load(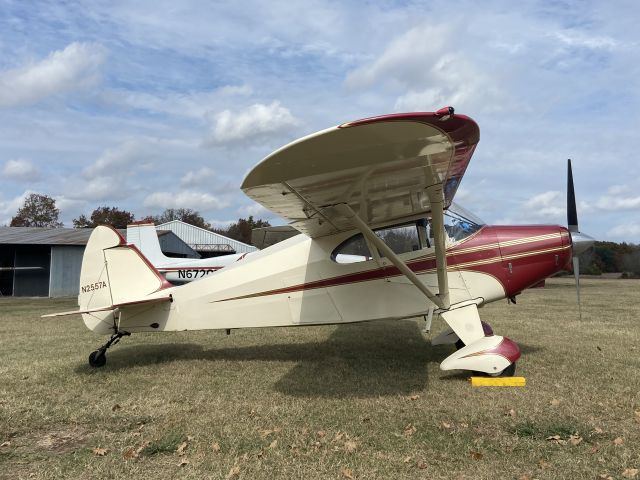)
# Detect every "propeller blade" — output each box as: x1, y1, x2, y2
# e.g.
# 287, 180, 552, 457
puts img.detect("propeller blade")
567, 159, 578, 232
572, 255, 581, 320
